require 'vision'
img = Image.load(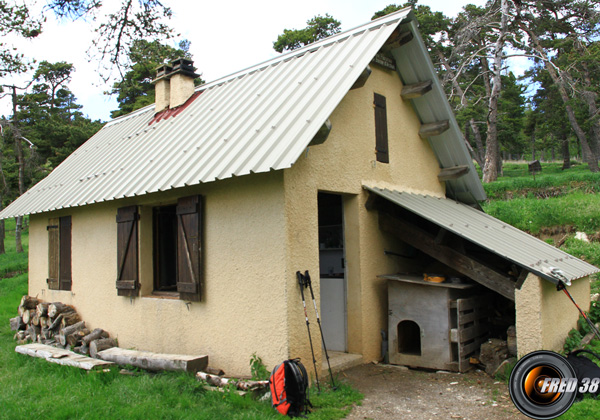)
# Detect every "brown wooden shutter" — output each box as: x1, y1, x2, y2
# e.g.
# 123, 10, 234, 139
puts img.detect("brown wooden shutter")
59, 216, 72, 291
116, 206, 139, 297
176, 195, 203, 301
374, 93, 389, 163
47, 218, 60, 290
